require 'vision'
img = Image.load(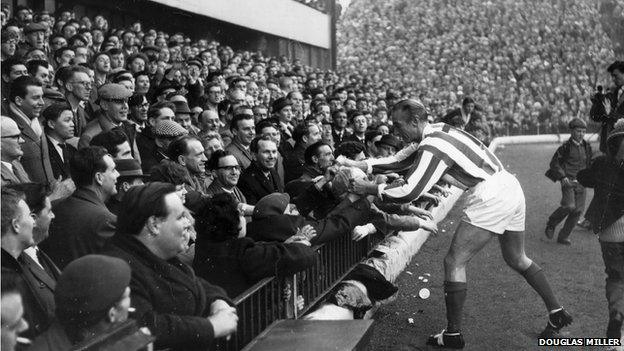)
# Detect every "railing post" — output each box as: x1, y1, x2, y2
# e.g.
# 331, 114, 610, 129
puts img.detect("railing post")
283, 275, 298, 319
